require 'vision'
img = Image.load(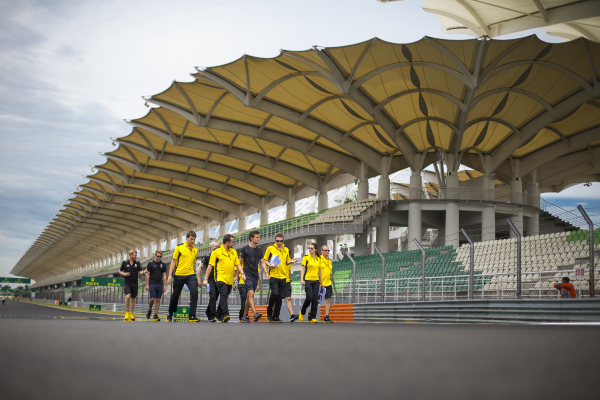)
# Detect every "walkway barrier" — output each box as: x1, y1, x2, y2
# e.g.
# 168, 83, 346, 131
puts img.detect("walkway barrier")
319, 304, 354, 322
351, 299, 600, 324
